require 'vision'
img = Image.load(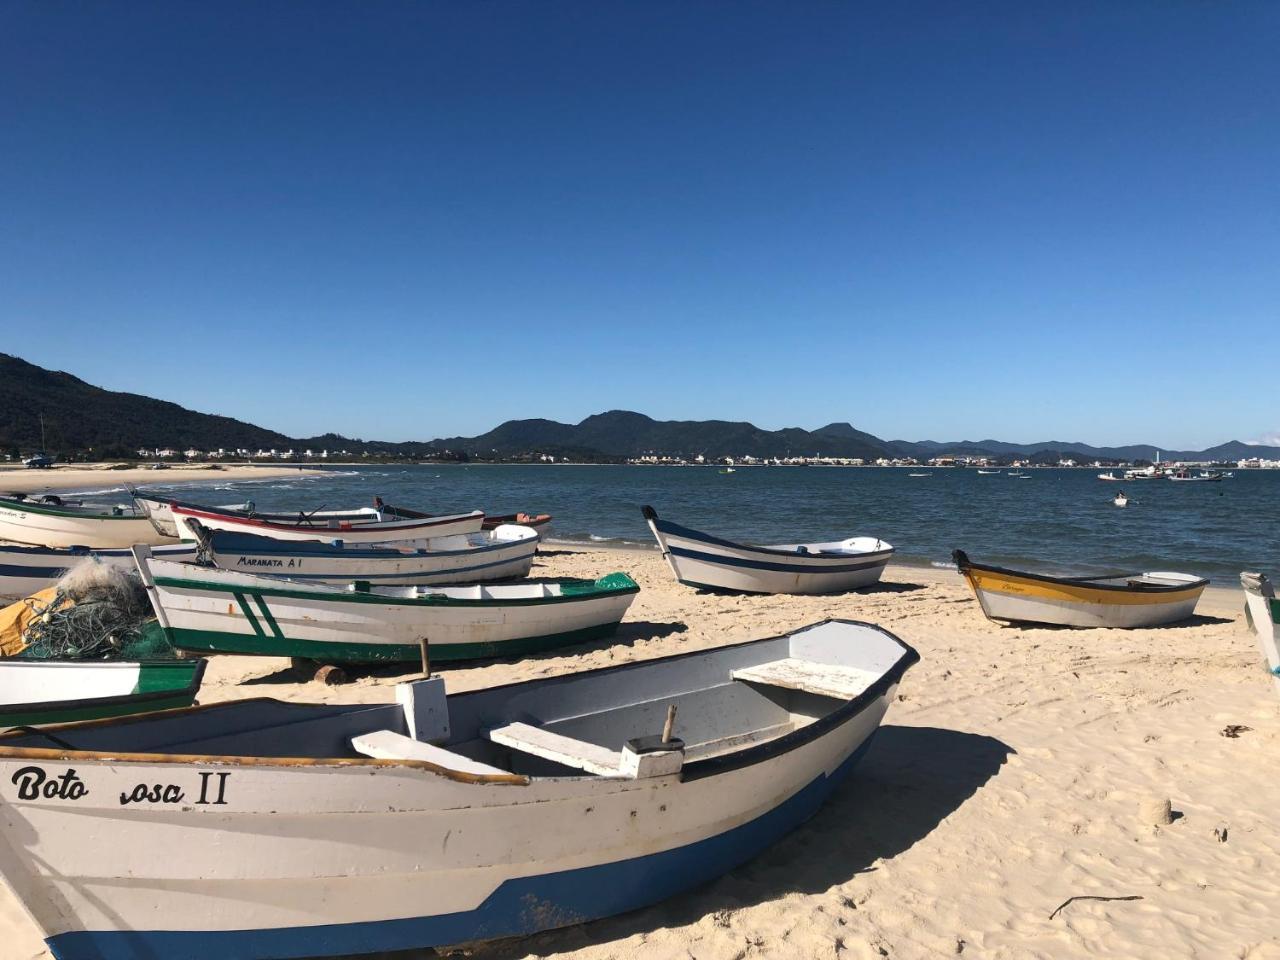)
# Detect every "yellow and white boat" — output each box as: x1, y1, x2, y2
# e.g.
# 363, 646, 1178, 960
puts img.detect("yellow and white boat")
953, 550, 1207, 628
